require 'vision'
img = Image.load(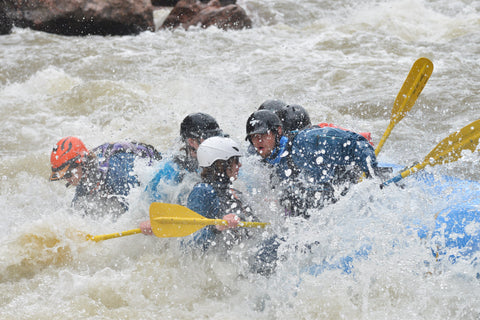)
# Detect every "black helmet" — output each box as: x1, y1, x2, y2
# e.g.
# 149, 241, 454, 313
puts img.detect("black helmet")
245, 110, 283, 141
276, 104, 311, 133
258, 99, 288, 113
180, 113, 224, 141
